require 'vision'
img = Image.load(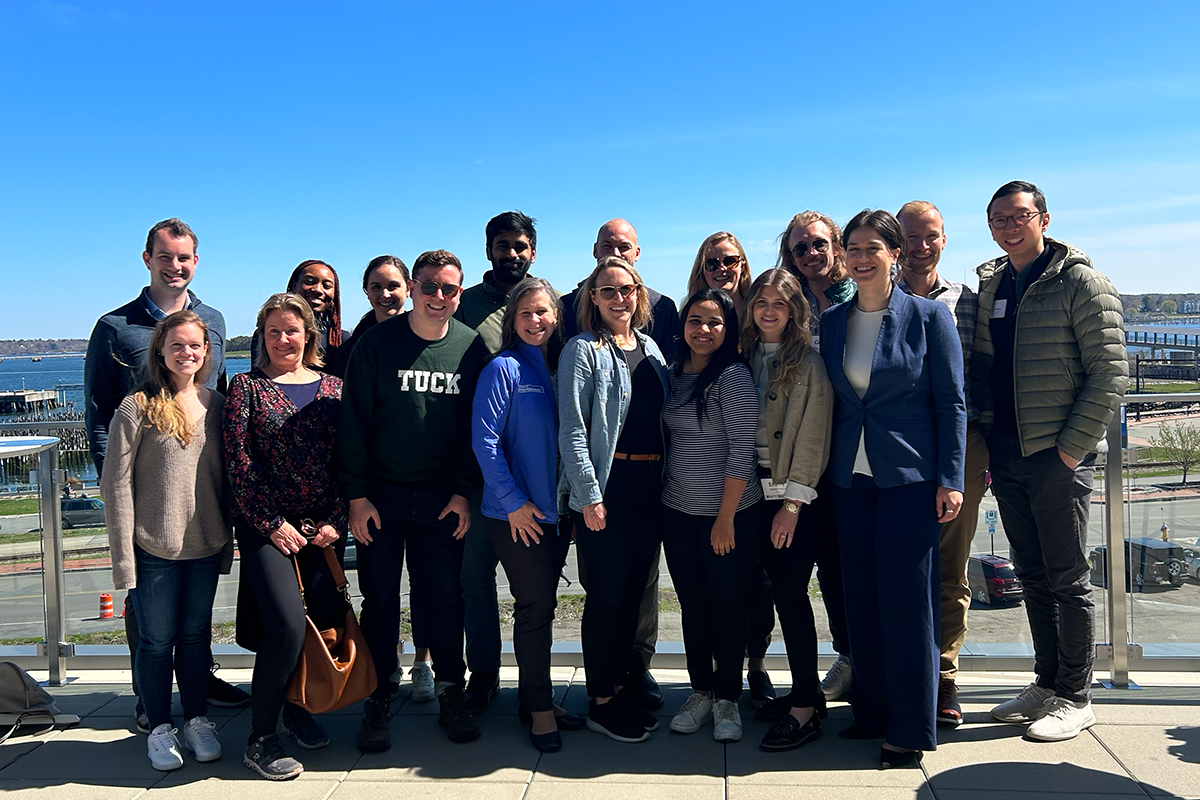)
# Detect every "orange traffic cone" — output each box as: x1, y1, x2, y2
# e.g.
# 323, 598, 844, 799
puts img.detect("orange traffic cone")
99, 592, 114, 619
